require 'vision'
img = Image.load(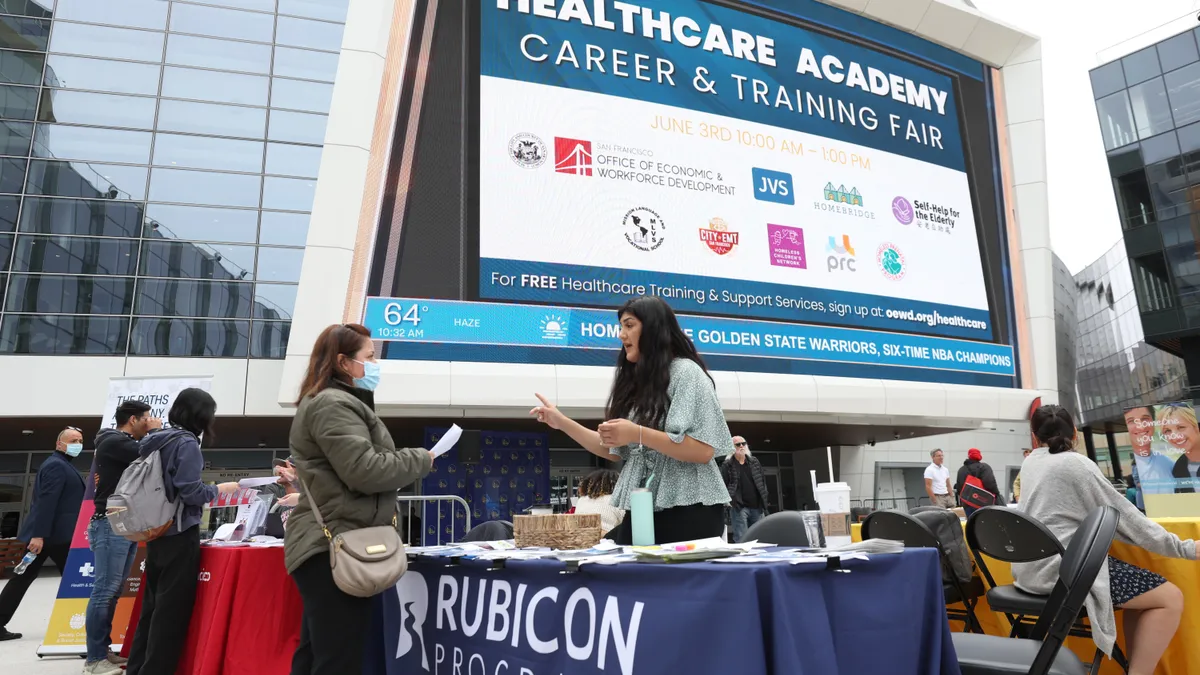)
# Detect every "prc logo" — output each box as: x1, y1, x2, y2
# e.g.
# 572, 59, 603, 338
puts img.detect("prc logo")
699, 217, 738, 255
823, 183, 863, 206
508, 133, 546, 169
877, 242, 906, 281
624, 207, 665, 251
891, 196, 914, 224
554, 137, 592, 176
827, 235, 857, 272
395, 571, 430, 671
